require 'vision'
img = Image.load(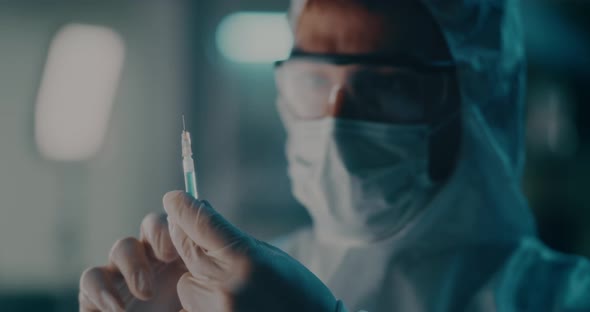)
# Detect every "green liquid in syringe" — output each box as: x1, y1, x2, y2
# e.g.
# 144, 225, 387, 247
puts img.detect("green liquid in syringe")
184, 171, 198, 198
